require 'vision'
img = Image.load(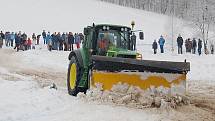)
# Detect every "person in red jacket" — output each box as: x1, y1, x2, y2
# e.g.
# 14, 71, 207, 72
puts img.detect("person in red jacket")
27, 38, 32, 50
98, 34, 109, 56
